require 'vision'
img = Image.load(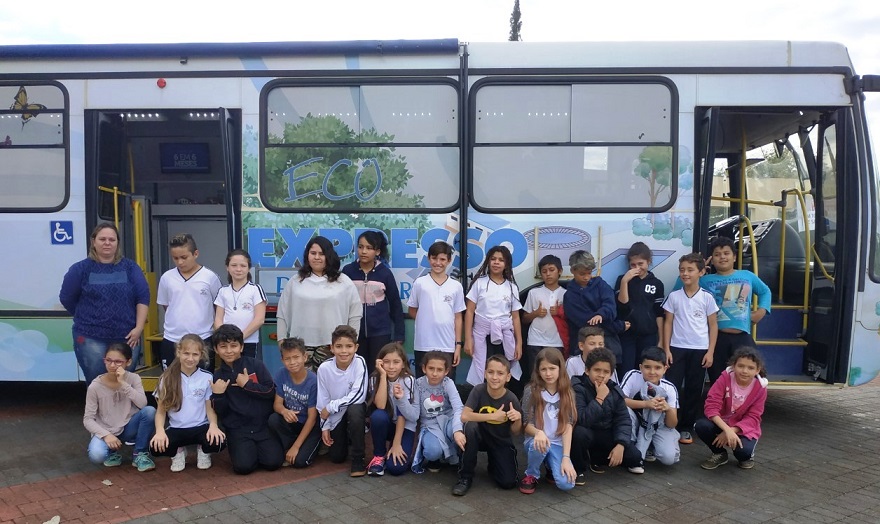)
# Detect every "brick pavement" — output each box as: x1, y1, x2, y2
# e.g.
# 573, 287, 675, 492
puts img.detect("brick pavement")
1, 381, 879, 523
